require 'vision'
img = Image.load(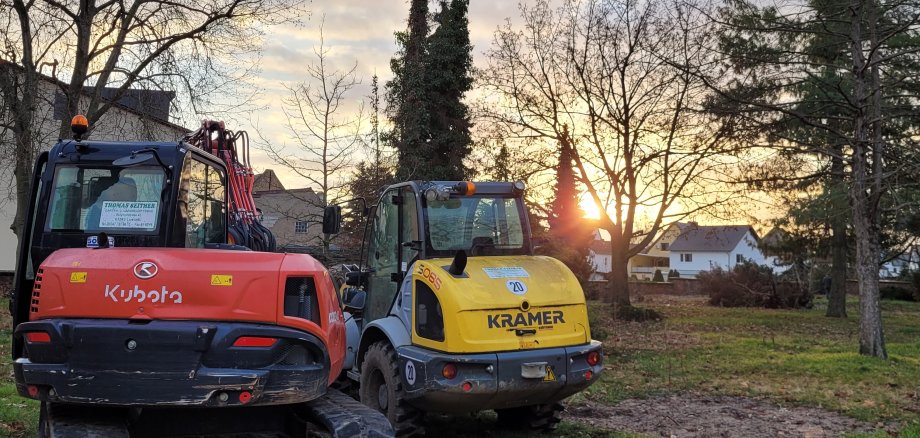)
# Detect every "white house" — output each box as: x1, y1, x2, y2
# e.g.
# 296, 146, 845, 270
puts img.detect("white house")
880, 245, 920, 279
0, 60, 189, 273
668, 225, 775, 277
588, 237, 612, 282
